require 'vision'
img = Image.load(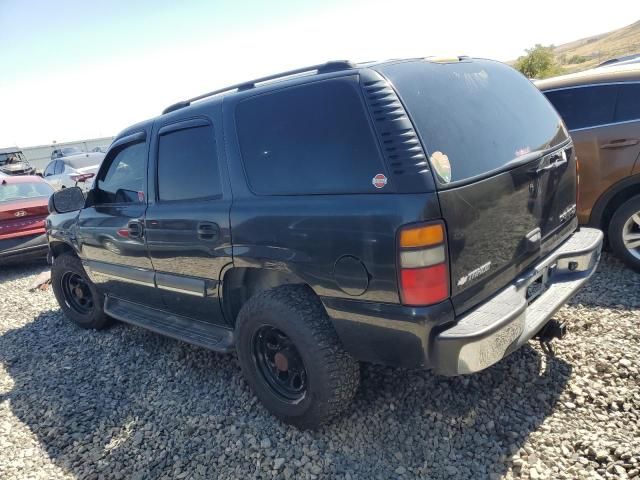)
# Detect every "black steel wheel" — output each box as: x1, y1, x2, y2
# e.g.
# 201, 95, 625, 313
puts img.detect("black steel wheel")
51, 253, 111, 329
235, 285, 360, 429
61, 271, 94, 315
253, 326, 307, 402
